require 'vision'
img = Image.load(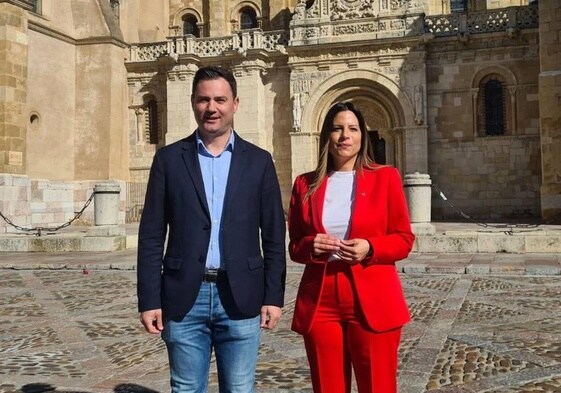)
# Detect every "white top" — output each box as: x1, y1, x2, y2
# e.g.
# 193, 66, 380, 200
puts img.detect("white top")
322, 171, 356, 261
